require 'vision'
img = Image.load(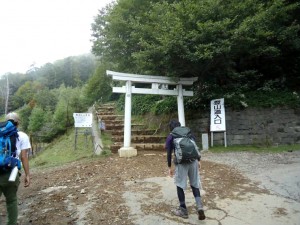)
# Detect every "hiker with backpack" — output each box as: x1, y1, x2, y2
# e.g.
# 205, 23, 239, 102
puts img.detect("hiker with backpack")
0, 112, 31, 225
165, 119, 205, 220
